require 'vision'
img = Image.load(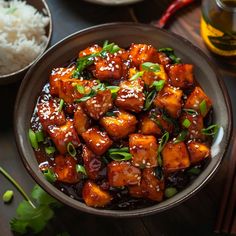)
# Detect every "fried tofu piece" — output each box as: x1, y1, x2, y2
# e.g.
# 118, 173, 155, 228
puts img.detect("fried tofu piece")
82, 145, 102, 180
100, 109, 137, 139
107, 161, 141, 187
74, 105, 90, 135
82, 181, 112, 207
168, 64, 194, 89
47, 120, 80, 154
84, 89, 113, 120
154, 85, 183, 118
50, 66, 75, 96
180, 113, 205, 140
187, 141, 210, 164
54, 155, 80, 184
79, 44, 102, 58
92, 53, 128, 81
156, 52, 172, 67
82, 127, 113, 155
184, 86, 212, 117
129, 134, 158, 168
162, 141, 190, 173
142, 65, 167, 86
37, 97, 66, 130
129, 168, 164, 201
140, 114, 173, 136
115, 79, 145, 113
128, 44, 159, 67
